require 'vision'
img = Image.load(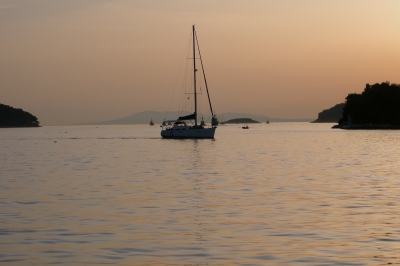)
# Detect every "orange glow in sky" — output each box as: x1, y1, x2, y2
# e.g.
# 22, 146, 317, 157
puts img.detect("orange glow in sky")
1, 0, 400, 125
